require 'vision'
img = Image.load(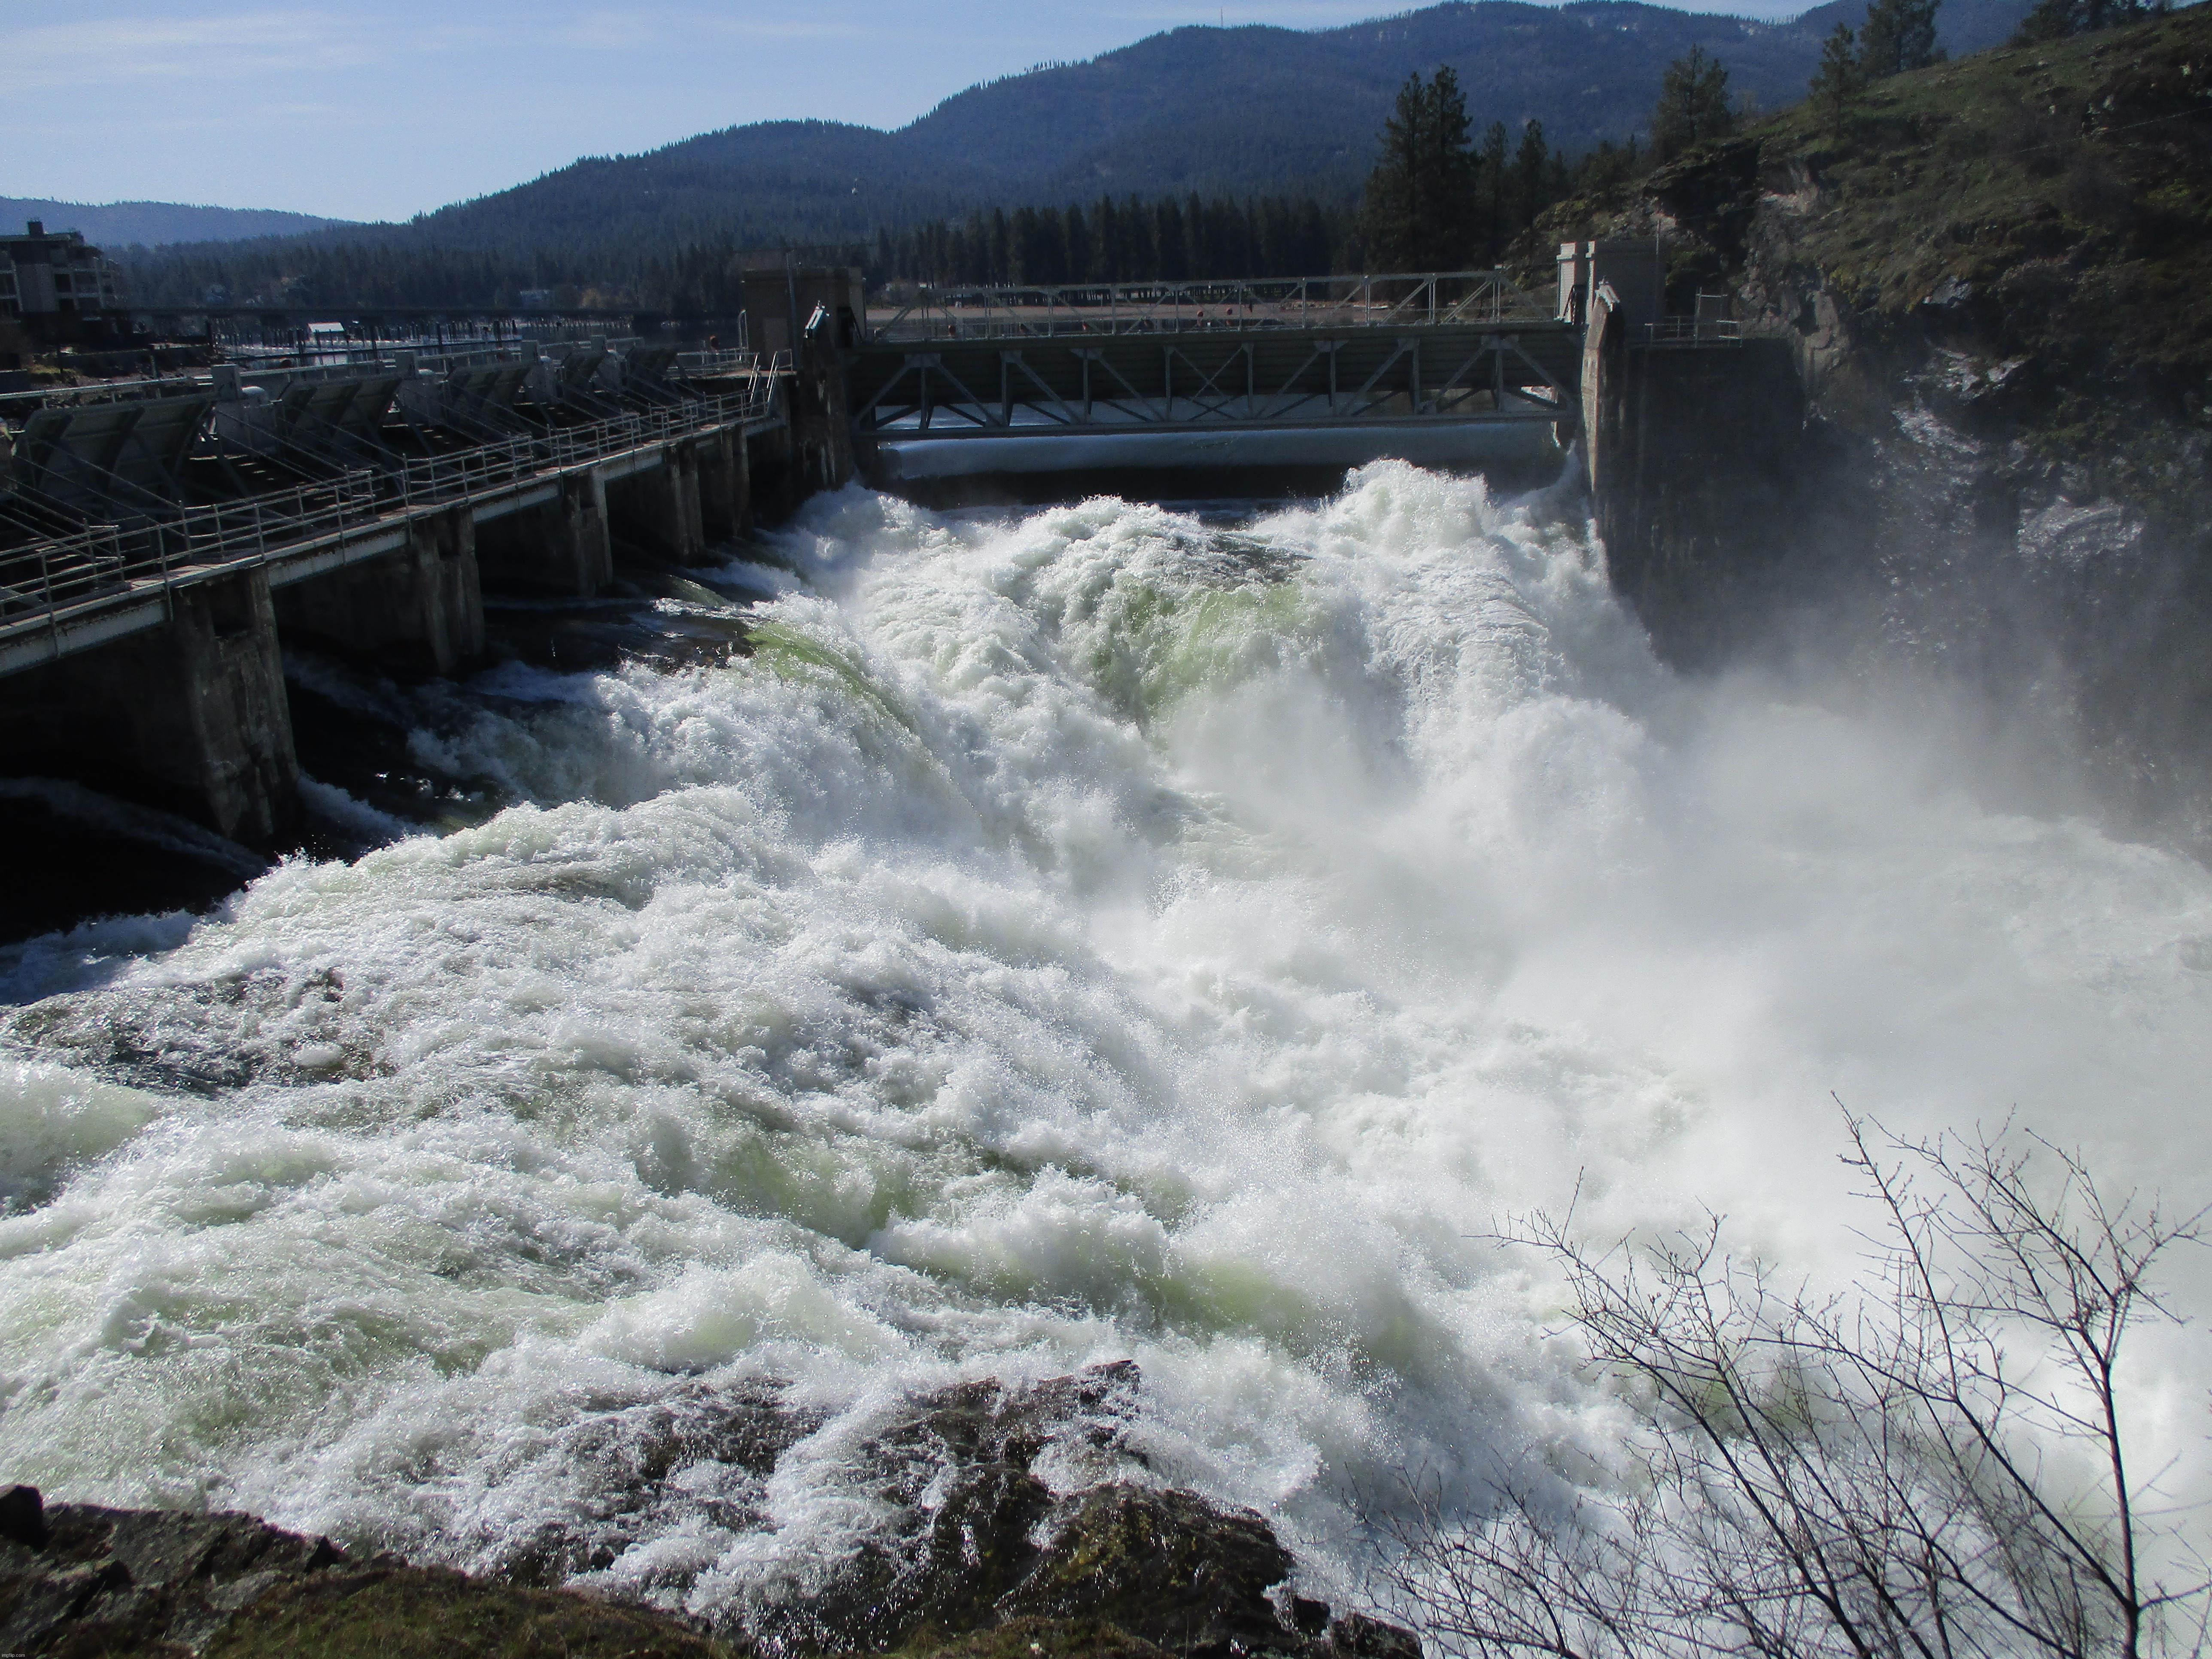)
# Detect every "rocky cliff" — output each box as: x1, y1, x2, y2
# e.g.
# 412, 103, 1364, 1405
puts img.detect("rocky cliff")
1535, 5, 2212, 837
